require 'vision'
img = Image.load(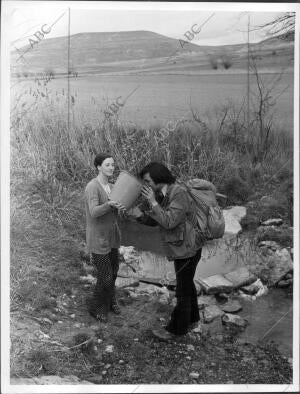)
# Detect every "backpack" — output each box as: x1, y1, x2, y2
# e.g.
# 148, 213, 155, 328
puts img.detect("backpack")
184, 179, 225, 240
